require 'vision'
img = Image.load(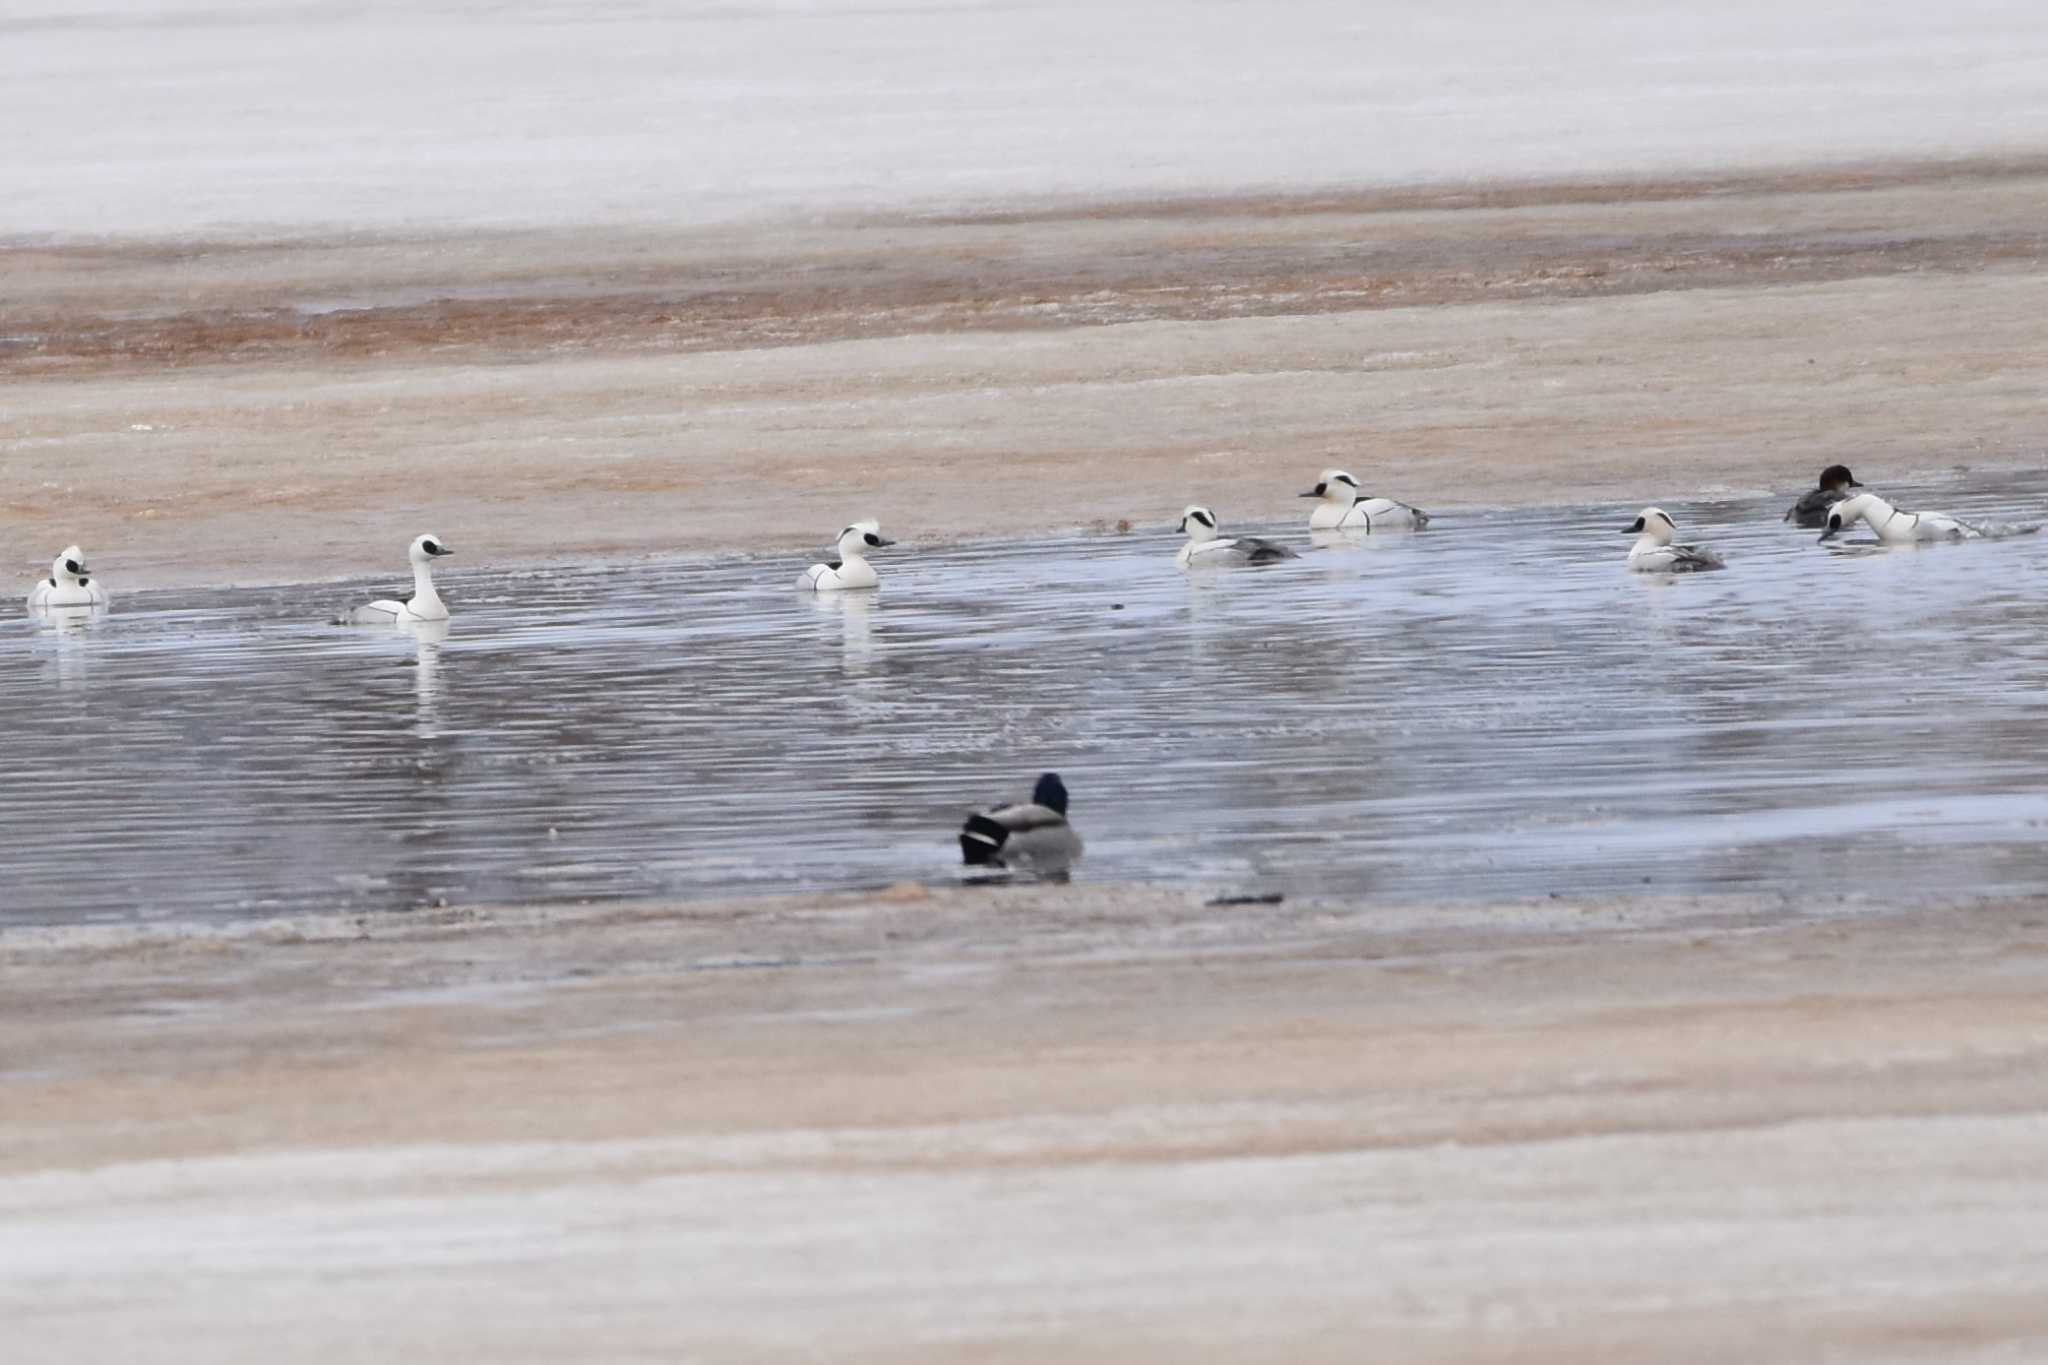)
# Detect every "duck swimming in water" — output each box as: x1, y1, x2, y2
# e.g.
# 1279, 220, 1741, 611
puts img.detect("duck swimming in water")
1298, 469, 1430, 532
1818, 492, 1995, 545
335, 534, 455, 625
1624, 508, 1726, 573
1176, 506, 1297, 569
1783, 464, 1864, 528
26, 545, 110, 610
798, 519, 895, 591
959, 772, 1084, 876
